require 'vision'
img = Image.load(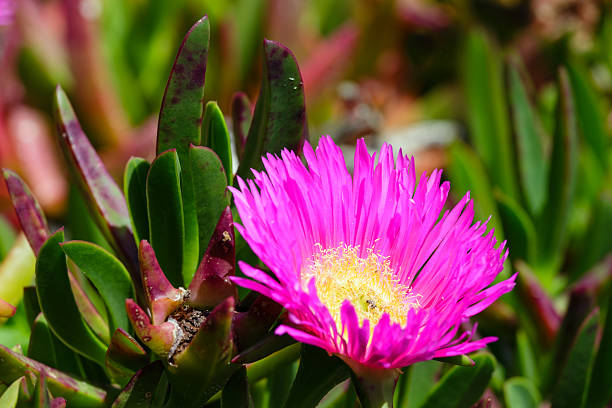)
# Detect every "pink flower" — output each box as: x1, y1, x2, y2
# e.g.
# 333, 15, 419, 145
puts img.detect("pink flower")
231, 136, 515, 372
